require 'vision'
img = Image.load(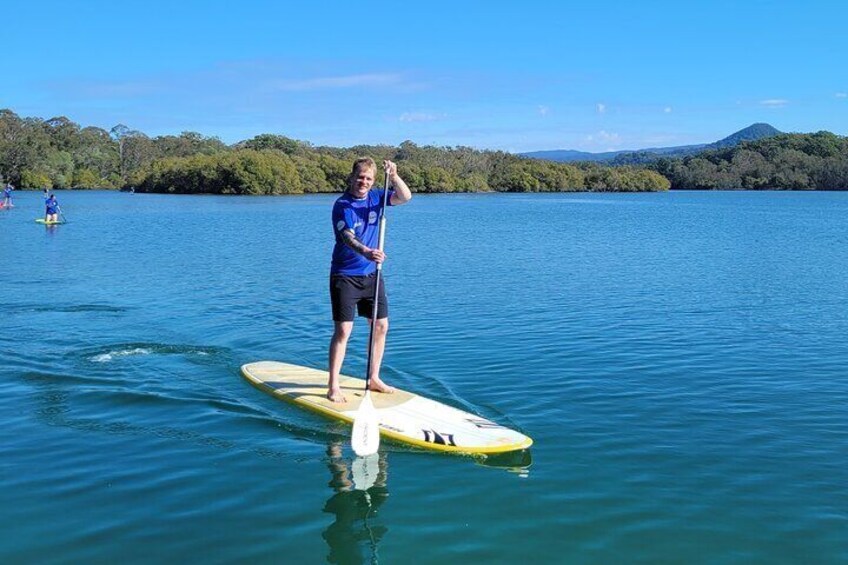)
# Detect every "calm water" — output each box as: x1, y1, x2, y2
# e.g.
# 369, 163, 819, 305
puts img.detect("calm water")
1, 190, 847, 564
